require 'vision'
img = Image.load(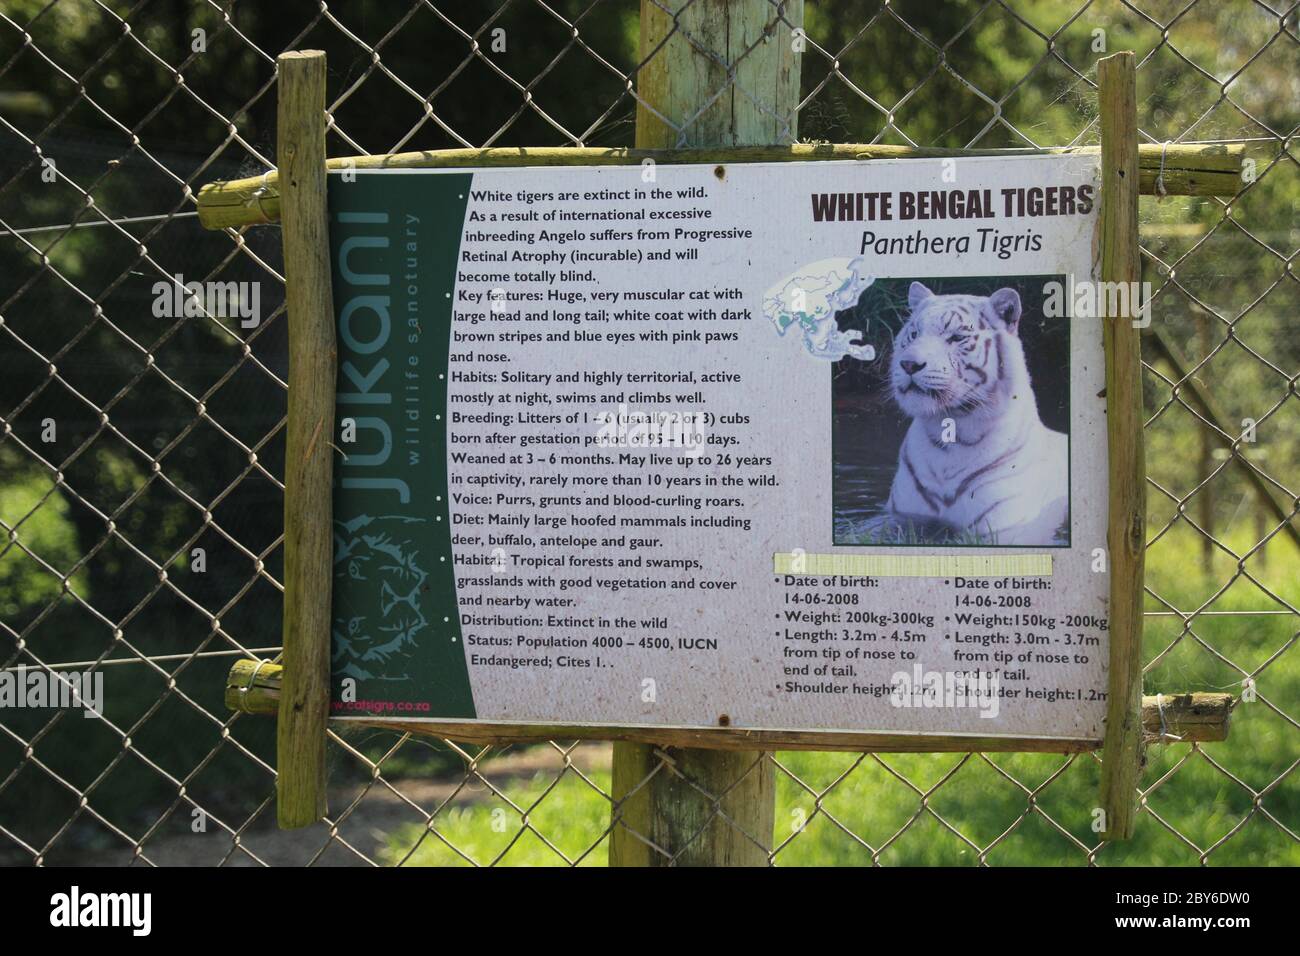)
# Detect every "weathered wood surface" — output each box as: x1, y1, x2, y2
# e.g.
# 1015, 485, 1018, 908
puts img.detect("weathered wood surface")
610, 747, 777, 866
274, 50, 335, 830
1139, 692, 1232, 744
634, 0, 803, 148
605, 0, 807, 868
1097, 51, 1147, 843
197, 142, 1245, 229
227, 661, 1233, 748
